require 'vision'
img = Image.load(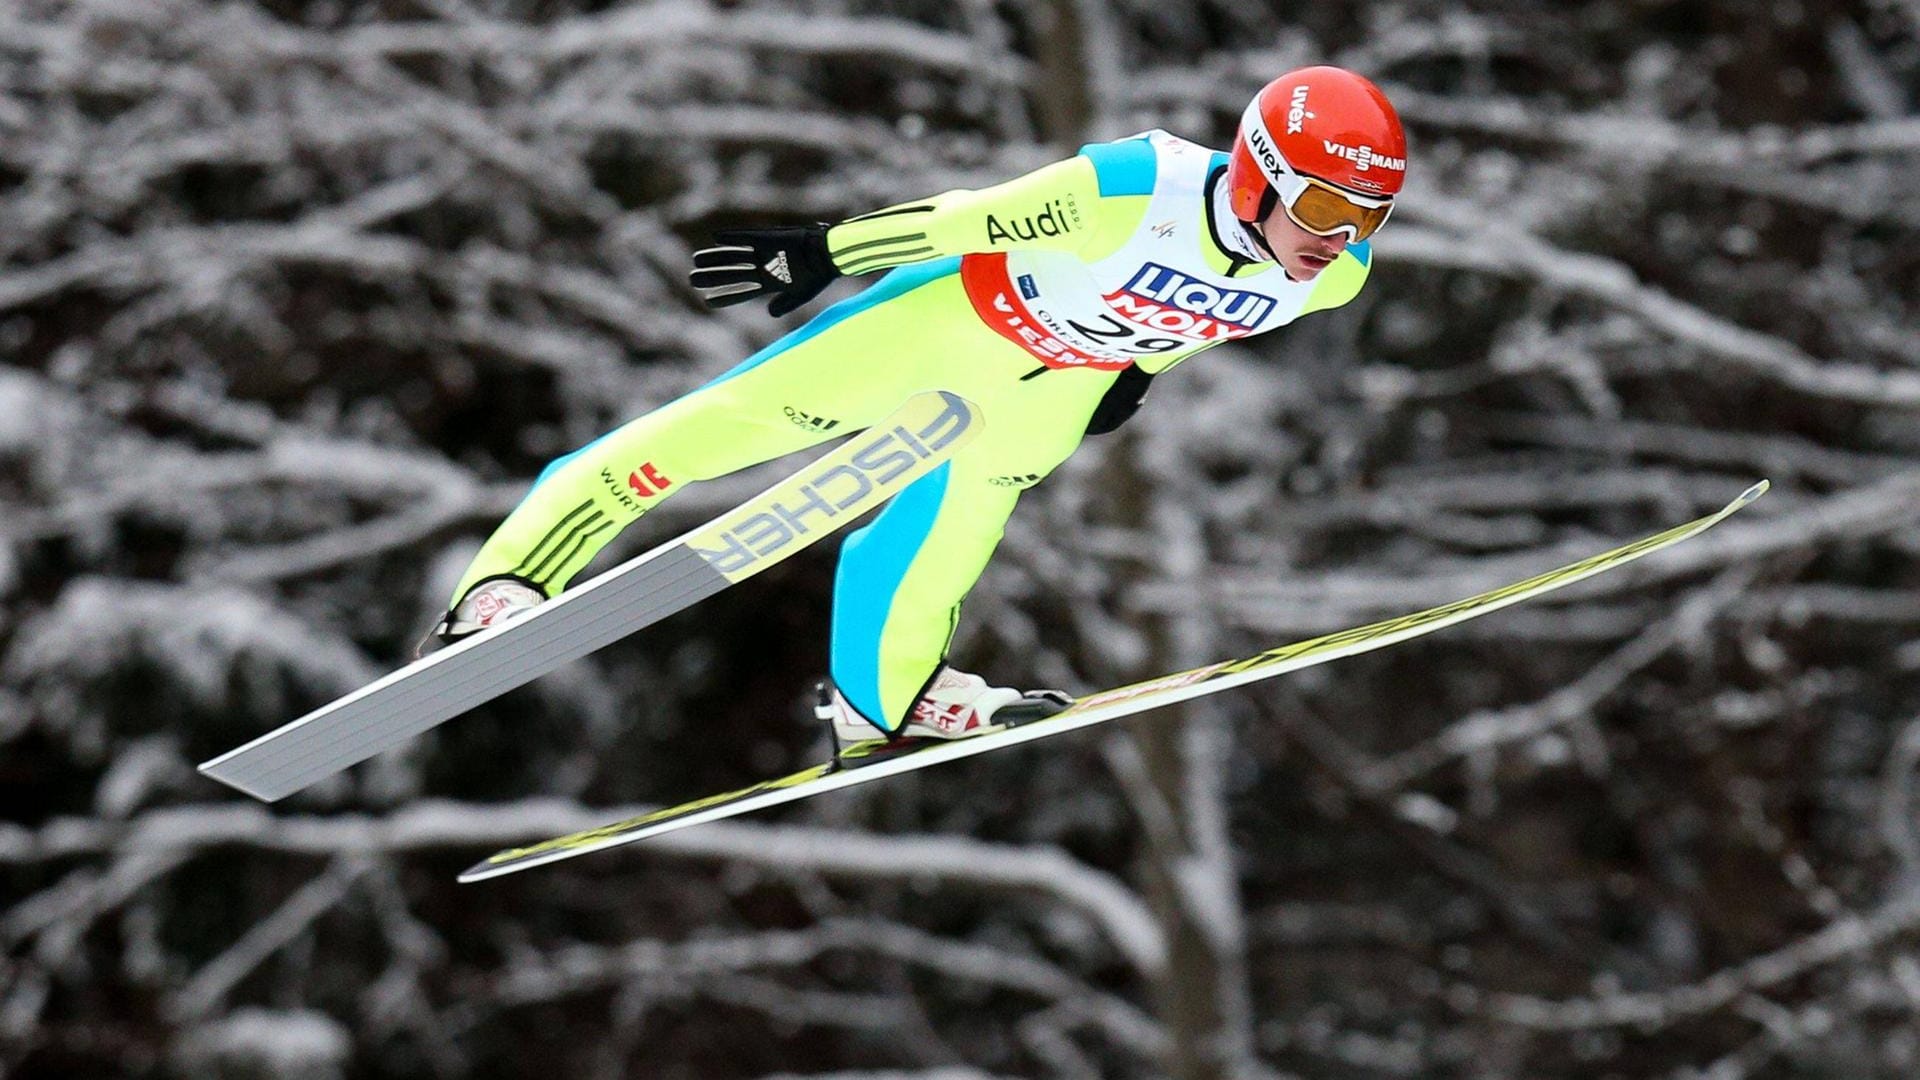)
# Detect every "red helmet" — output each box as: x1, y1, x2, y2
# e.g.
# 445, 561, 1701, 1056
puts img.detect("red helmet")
1228, 66, 1407, 224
